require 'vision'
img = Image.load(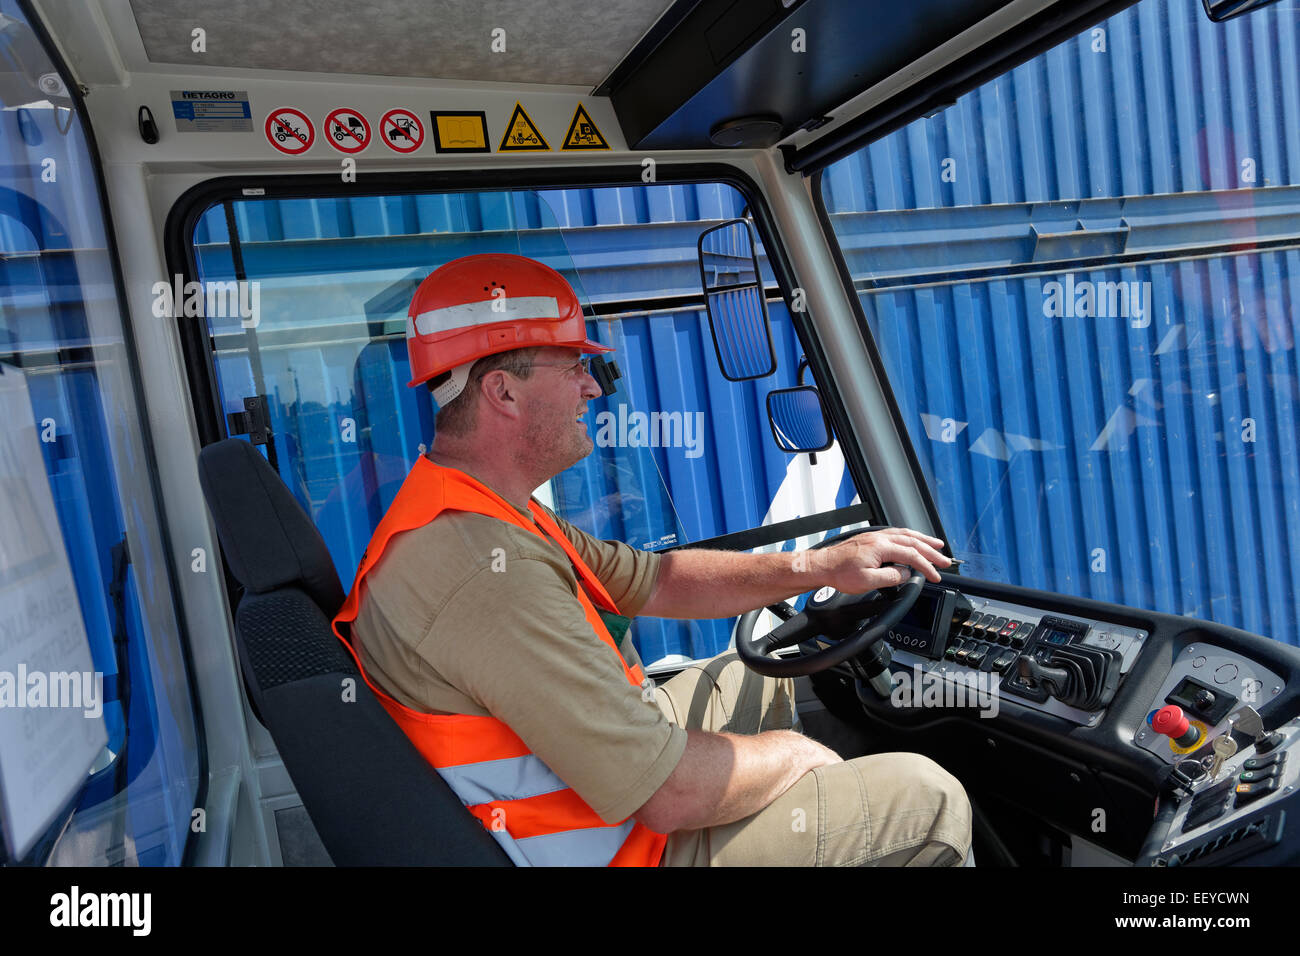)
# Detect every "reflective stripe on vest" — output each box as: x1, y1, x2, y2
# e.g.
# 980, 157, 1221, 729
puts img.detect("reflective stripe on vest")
331, 456, 665, 867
